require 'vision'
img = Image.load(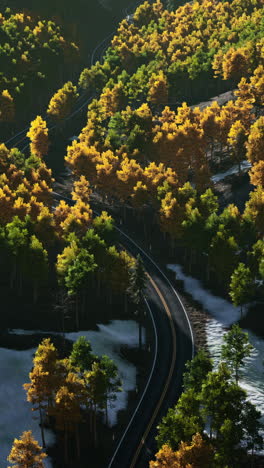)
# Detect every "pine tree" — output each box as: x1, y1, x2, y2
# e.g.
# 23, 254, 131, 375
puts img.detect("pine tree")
7, 430, 46, 468
0, 89, 15, 122
243, 186, 264, 237
69, 336, 96, 373
246, 116, 264, 164
23, 235, 48, 303
156, 388, 203, 450
150, 433, 213, 468
149, 444, 178, 467
51, 374, 86, 462
71, 176, 92, 204
27, 116, 49, 159
249, 161, 264, 188
100, 355, 122, 425
183, 349, 213, 393
24, 365, 50, 448
127, 254, 147, 349
85, 362, 108, 446
47, 82, 78, 120
229, 262, 254, 315
228, 120, 247, 174
32, 338, 62, 408
147, 72, 168, 107
221, 324, 253, 383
